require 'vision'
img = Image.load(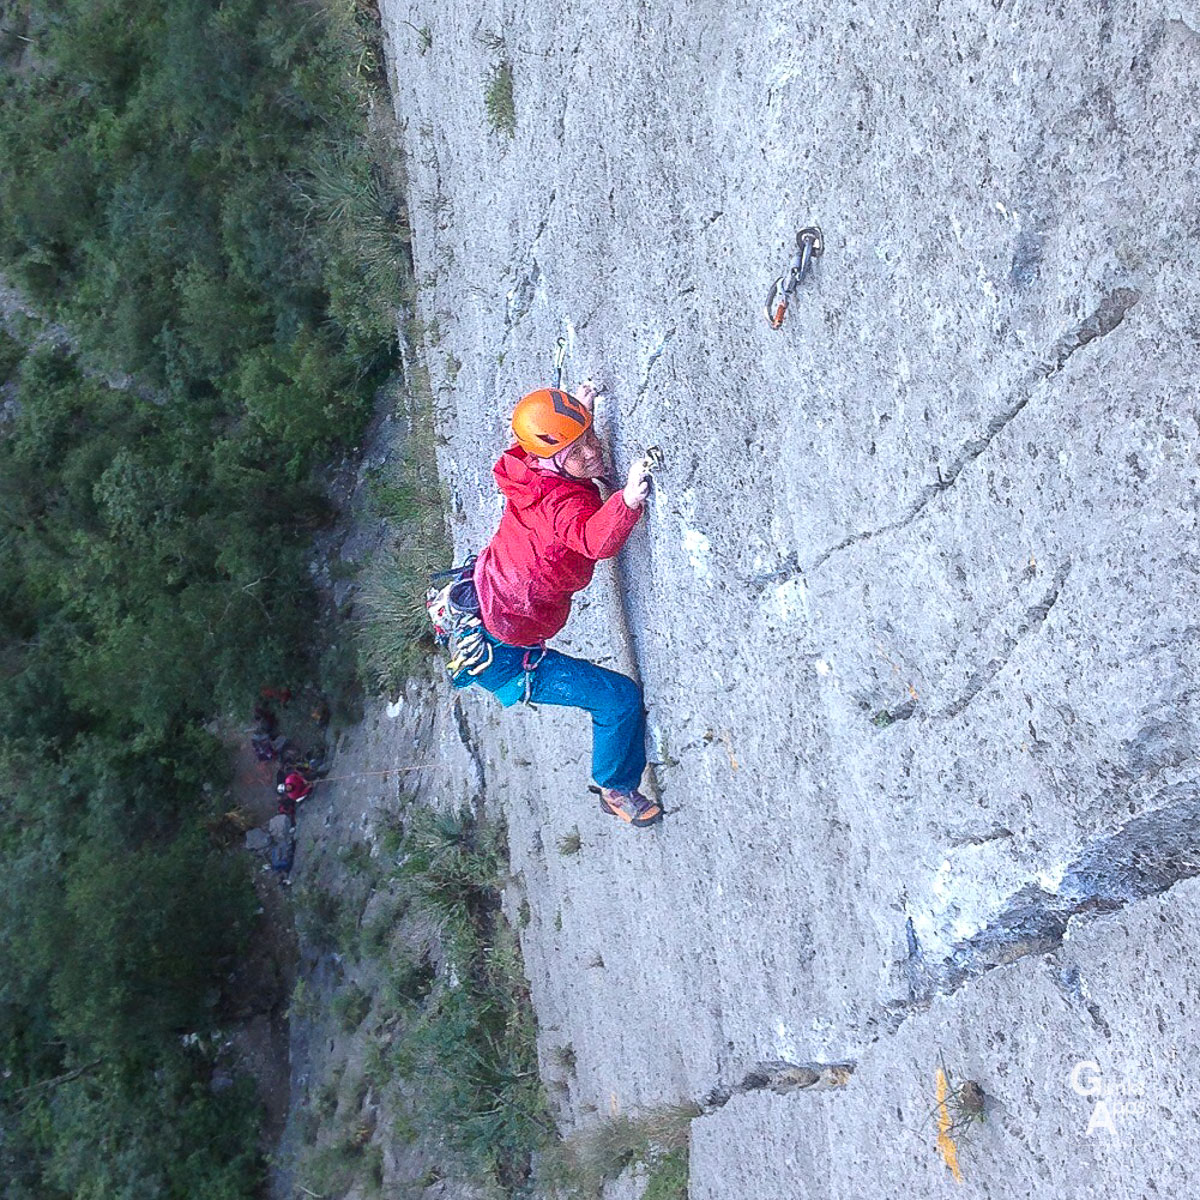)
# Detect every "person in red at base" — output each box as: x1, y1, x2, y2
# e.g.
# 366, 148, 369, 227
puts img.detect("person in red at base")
467, 382, 661, 828
276, 770, 312, 824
